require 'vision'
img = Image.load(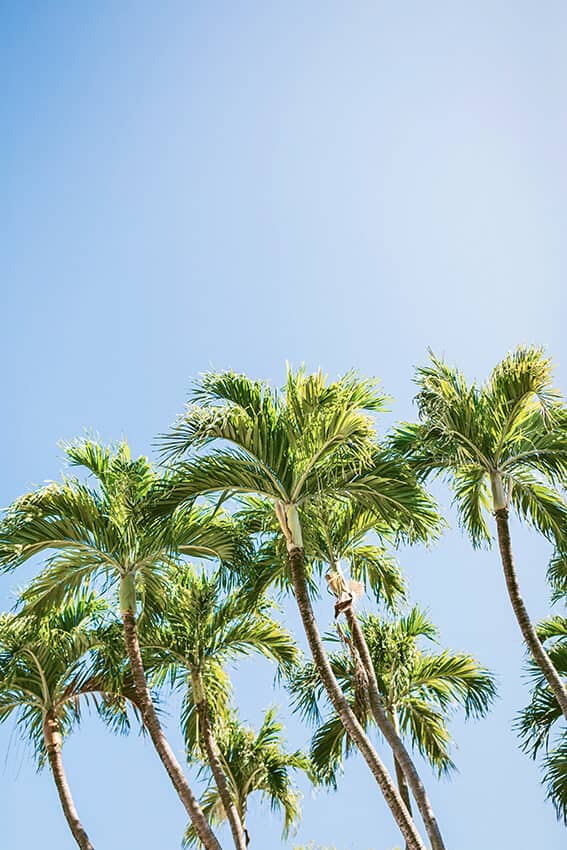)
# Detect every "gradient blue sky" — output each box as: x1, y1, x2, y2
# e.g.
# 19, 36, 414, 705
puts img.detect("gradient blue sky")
1, 3, 566, 848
